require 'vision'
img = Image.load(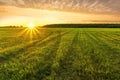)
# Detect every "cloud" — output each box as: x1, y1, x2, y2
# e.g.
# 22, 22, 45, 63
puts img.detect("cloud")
0, 0, 120, 14
0, 4, 120, 26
